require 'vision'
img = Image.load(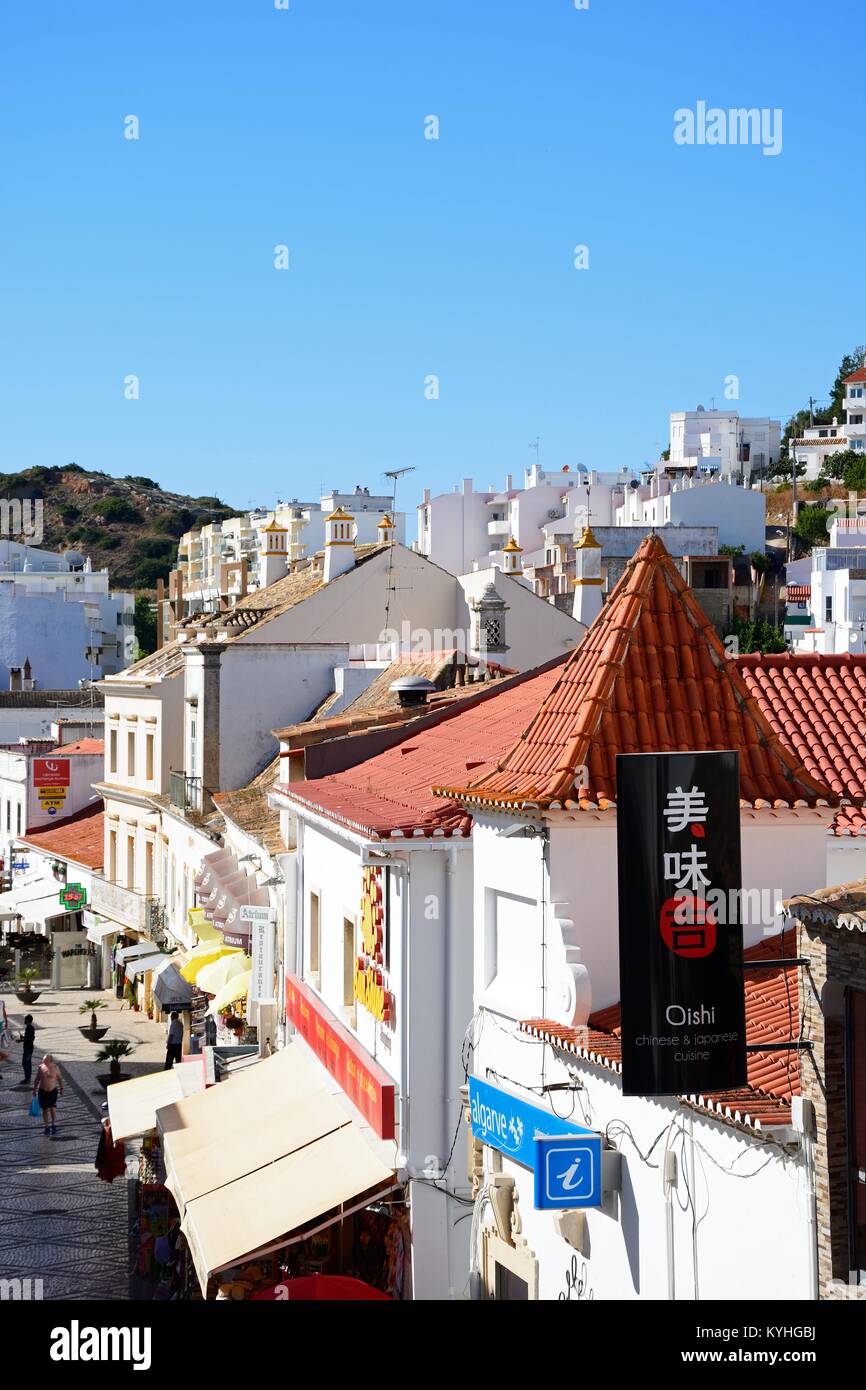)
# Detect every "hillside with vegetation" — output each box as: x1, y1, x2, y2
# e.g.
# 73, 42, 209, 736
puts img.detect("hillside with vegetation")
0, 465, 237, 590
